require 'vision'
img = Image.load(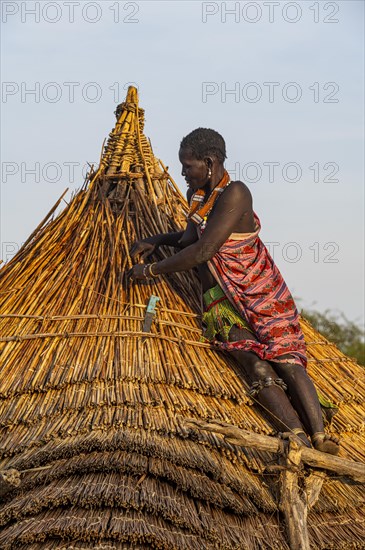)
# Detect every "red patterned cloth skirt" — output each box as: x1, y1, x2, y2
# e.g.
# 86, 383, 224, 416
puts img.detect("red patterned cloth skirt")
204, 213, 307, 368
